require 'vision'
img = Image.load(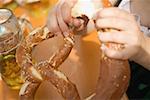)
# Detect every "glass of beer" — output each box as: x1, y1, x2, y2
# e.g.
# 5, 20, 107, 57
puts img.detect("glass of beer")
0, 8, 24, 90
